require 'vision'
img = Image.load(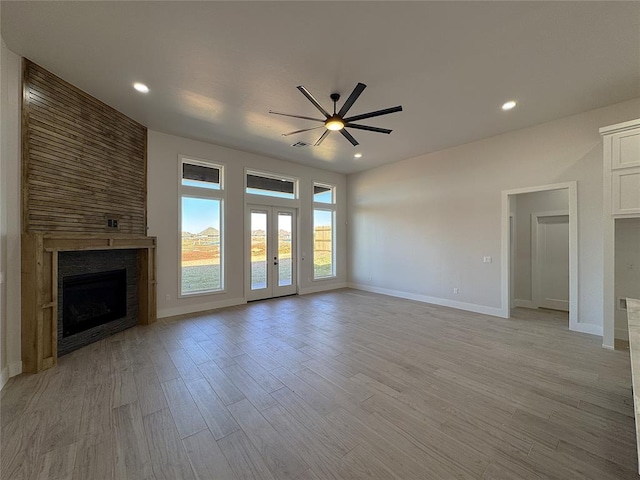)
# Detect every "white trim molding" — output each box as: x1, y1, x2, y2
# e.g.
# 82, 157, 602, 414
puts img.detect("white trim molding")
348, 283, 504, 317
514, 299, 534, 309
158, 297, 245, 319
0, 368, 8, 391
501, 182, 580, 332
299, 282, 348, 296
2, 361, 23, 390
